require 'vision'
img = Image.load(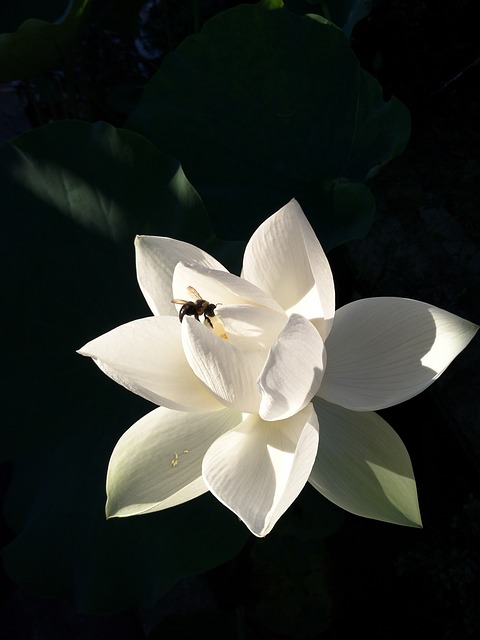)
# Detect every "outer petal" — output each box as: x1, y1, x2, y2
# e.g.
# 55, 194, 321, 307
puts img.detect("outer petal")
106, 406, 242, 517
172, 262, 284, 314
319, 297, 478, 410
258, 314, 326, 421
135, 235, 227, 316
310, 398, 422, 527
242, 199, 335, 338
78, 316, 223, 412
182, 316, 265, 414
202, 404, 319, 537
